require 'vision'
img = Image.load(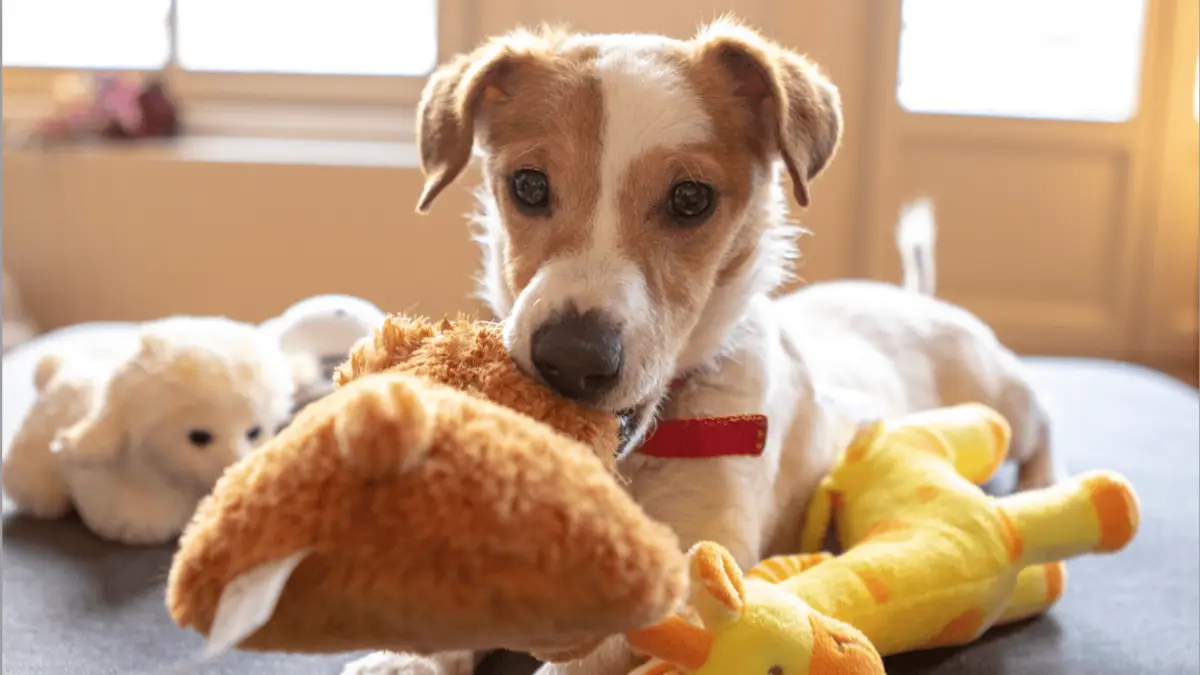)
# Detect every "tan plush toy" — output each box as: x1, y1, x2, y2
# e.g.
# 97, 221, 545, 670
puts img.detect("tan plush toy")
166, 315, 688, 660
